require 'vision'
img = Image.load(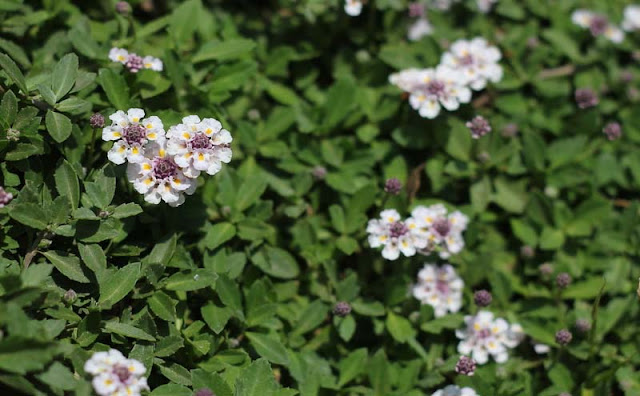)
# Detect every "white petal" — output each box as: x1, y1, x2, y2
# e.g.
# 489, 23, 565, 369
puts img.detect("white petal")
102, 127, 122, 141
419, 100, 441, 118
107, 142, 128, 165
127, 108, 145, 124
